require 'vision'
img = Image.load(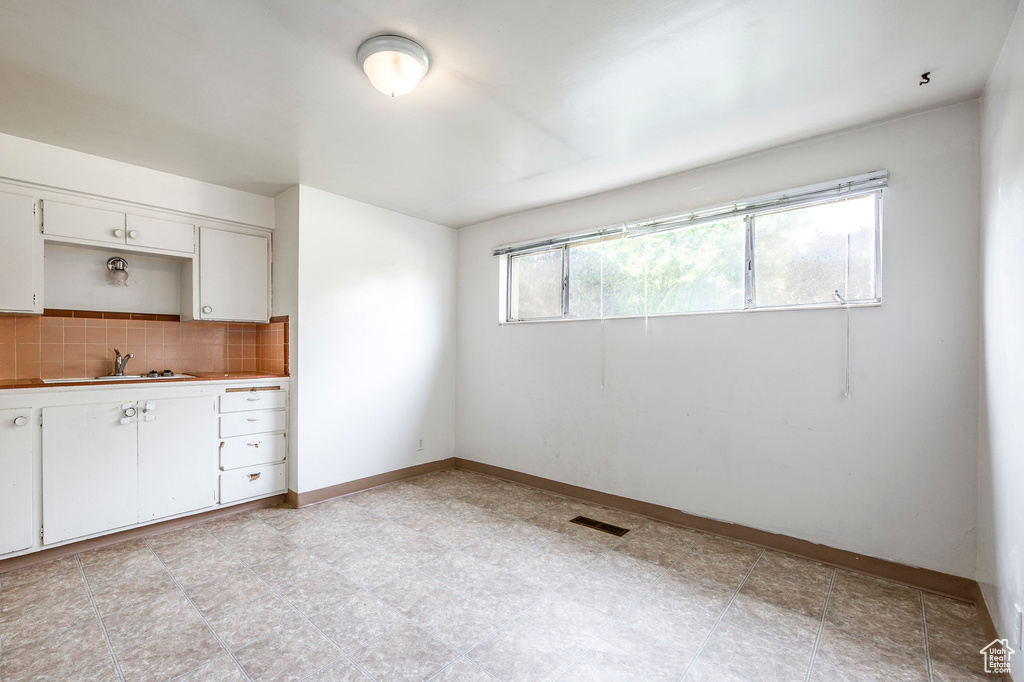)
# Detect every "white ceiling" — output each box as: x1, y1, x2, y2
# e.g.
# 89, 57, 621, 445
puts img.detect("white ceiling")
0, 0, 1017, 227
